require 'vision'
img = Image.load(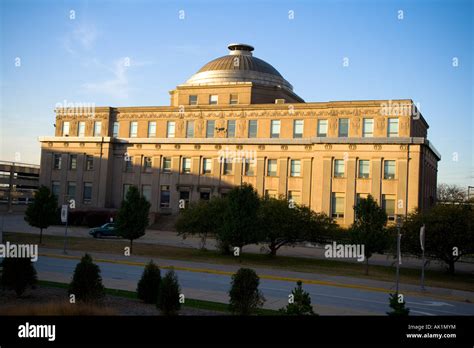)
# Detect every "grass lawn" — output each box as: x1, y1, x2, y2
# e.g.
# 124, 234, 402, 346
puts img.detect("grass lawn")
5, 232, 473, 292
